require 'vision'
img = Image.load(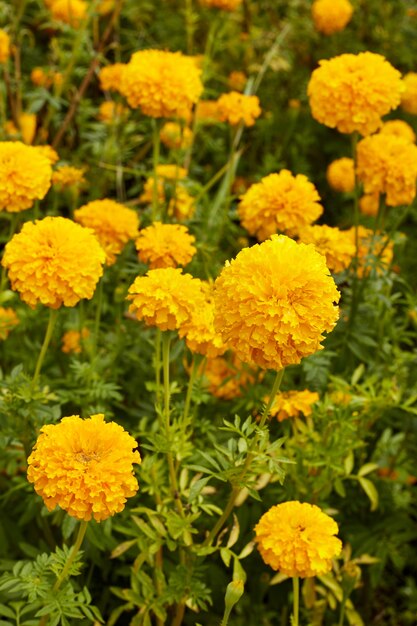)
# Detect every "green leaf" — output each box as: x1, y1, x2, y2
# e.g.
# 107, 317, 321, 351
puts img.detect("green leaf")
358, 477, 379, 511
